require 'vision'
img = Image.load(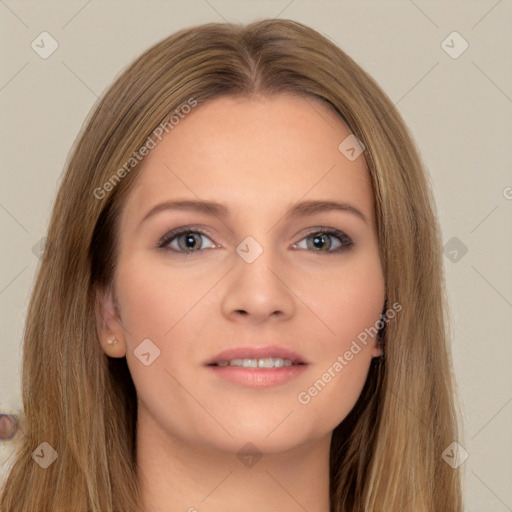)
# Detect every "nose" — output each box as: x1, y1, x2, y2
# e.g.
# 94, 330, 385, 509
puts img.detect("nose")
220, 243, 296, 324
